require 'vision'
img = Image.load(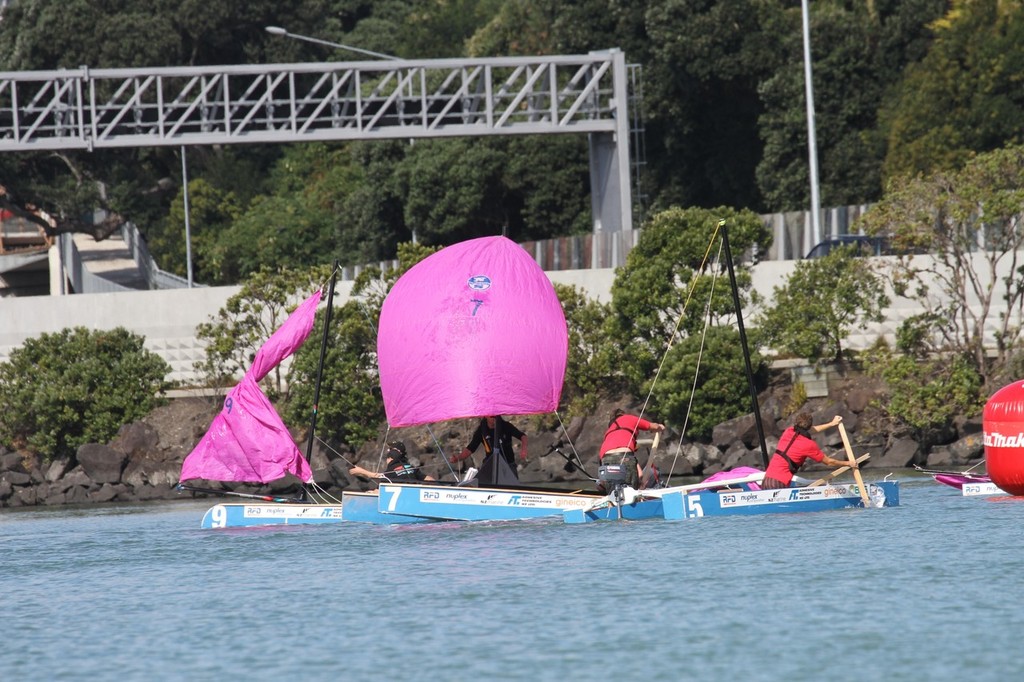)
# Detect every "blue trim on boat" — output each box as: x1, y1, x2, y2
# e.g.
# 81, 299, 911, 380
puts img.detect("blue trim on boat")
200, 503, 344, 529
564, 481, 900, 524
